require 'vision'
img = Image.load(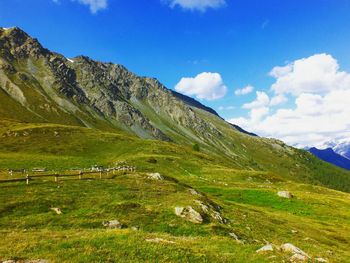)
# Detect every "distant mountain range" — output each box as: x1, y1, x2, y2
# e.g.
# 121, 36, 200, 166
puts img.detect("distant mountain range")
326, 141, 350, 160
309, 147, 350, 171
